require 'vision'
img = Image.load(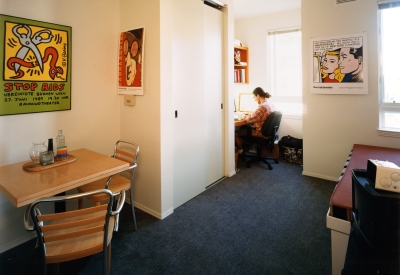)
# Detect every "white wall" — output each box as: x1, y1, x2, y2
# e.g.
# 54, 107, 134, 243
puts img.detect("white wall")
0, 0, 120, 252
302, 0, 400, 181
234, 9, 303, 139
